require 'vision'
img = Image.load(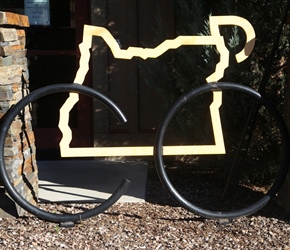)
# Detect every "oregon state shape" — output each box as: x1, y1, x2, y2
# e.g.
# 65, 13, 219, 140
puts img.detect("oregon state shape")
58, 15, 256, 157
